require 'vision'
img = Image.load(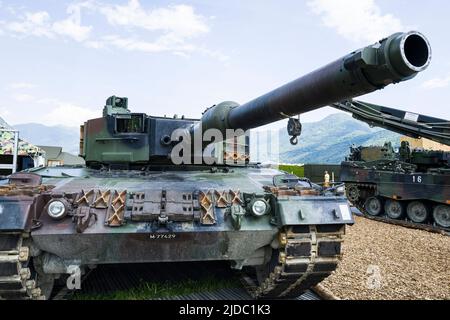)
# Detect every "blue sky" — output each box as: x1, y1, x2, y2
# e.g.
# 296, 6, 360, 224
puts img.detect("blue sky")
0, 0, 449, 129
